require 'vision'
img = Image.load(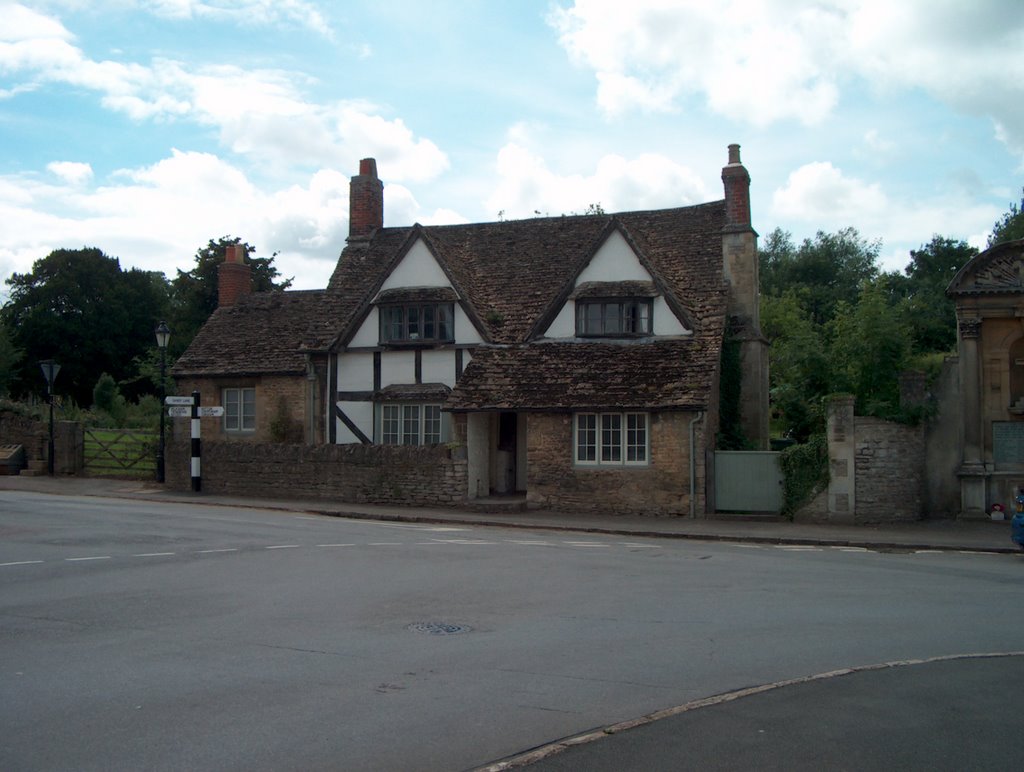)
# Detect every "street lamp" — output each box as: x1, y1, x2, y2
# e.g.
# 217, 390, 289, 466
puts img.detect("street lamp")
155, 321, 170, 483
39, 359, 60, 476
